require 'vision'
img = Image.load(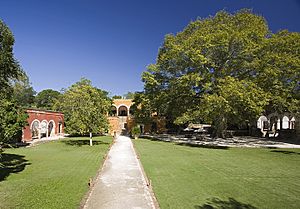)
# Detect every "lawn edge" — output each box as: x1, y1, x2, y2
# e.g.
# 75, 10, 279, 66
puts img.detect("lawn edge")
79, 136, 115, 209
132, 138, 161, 209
